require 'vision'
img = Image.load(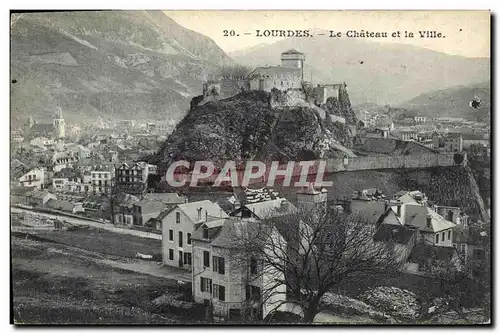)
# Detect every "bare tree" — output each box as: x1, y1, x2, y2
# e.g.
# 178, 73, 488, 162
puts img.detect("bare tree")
229, 205, 403, 323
